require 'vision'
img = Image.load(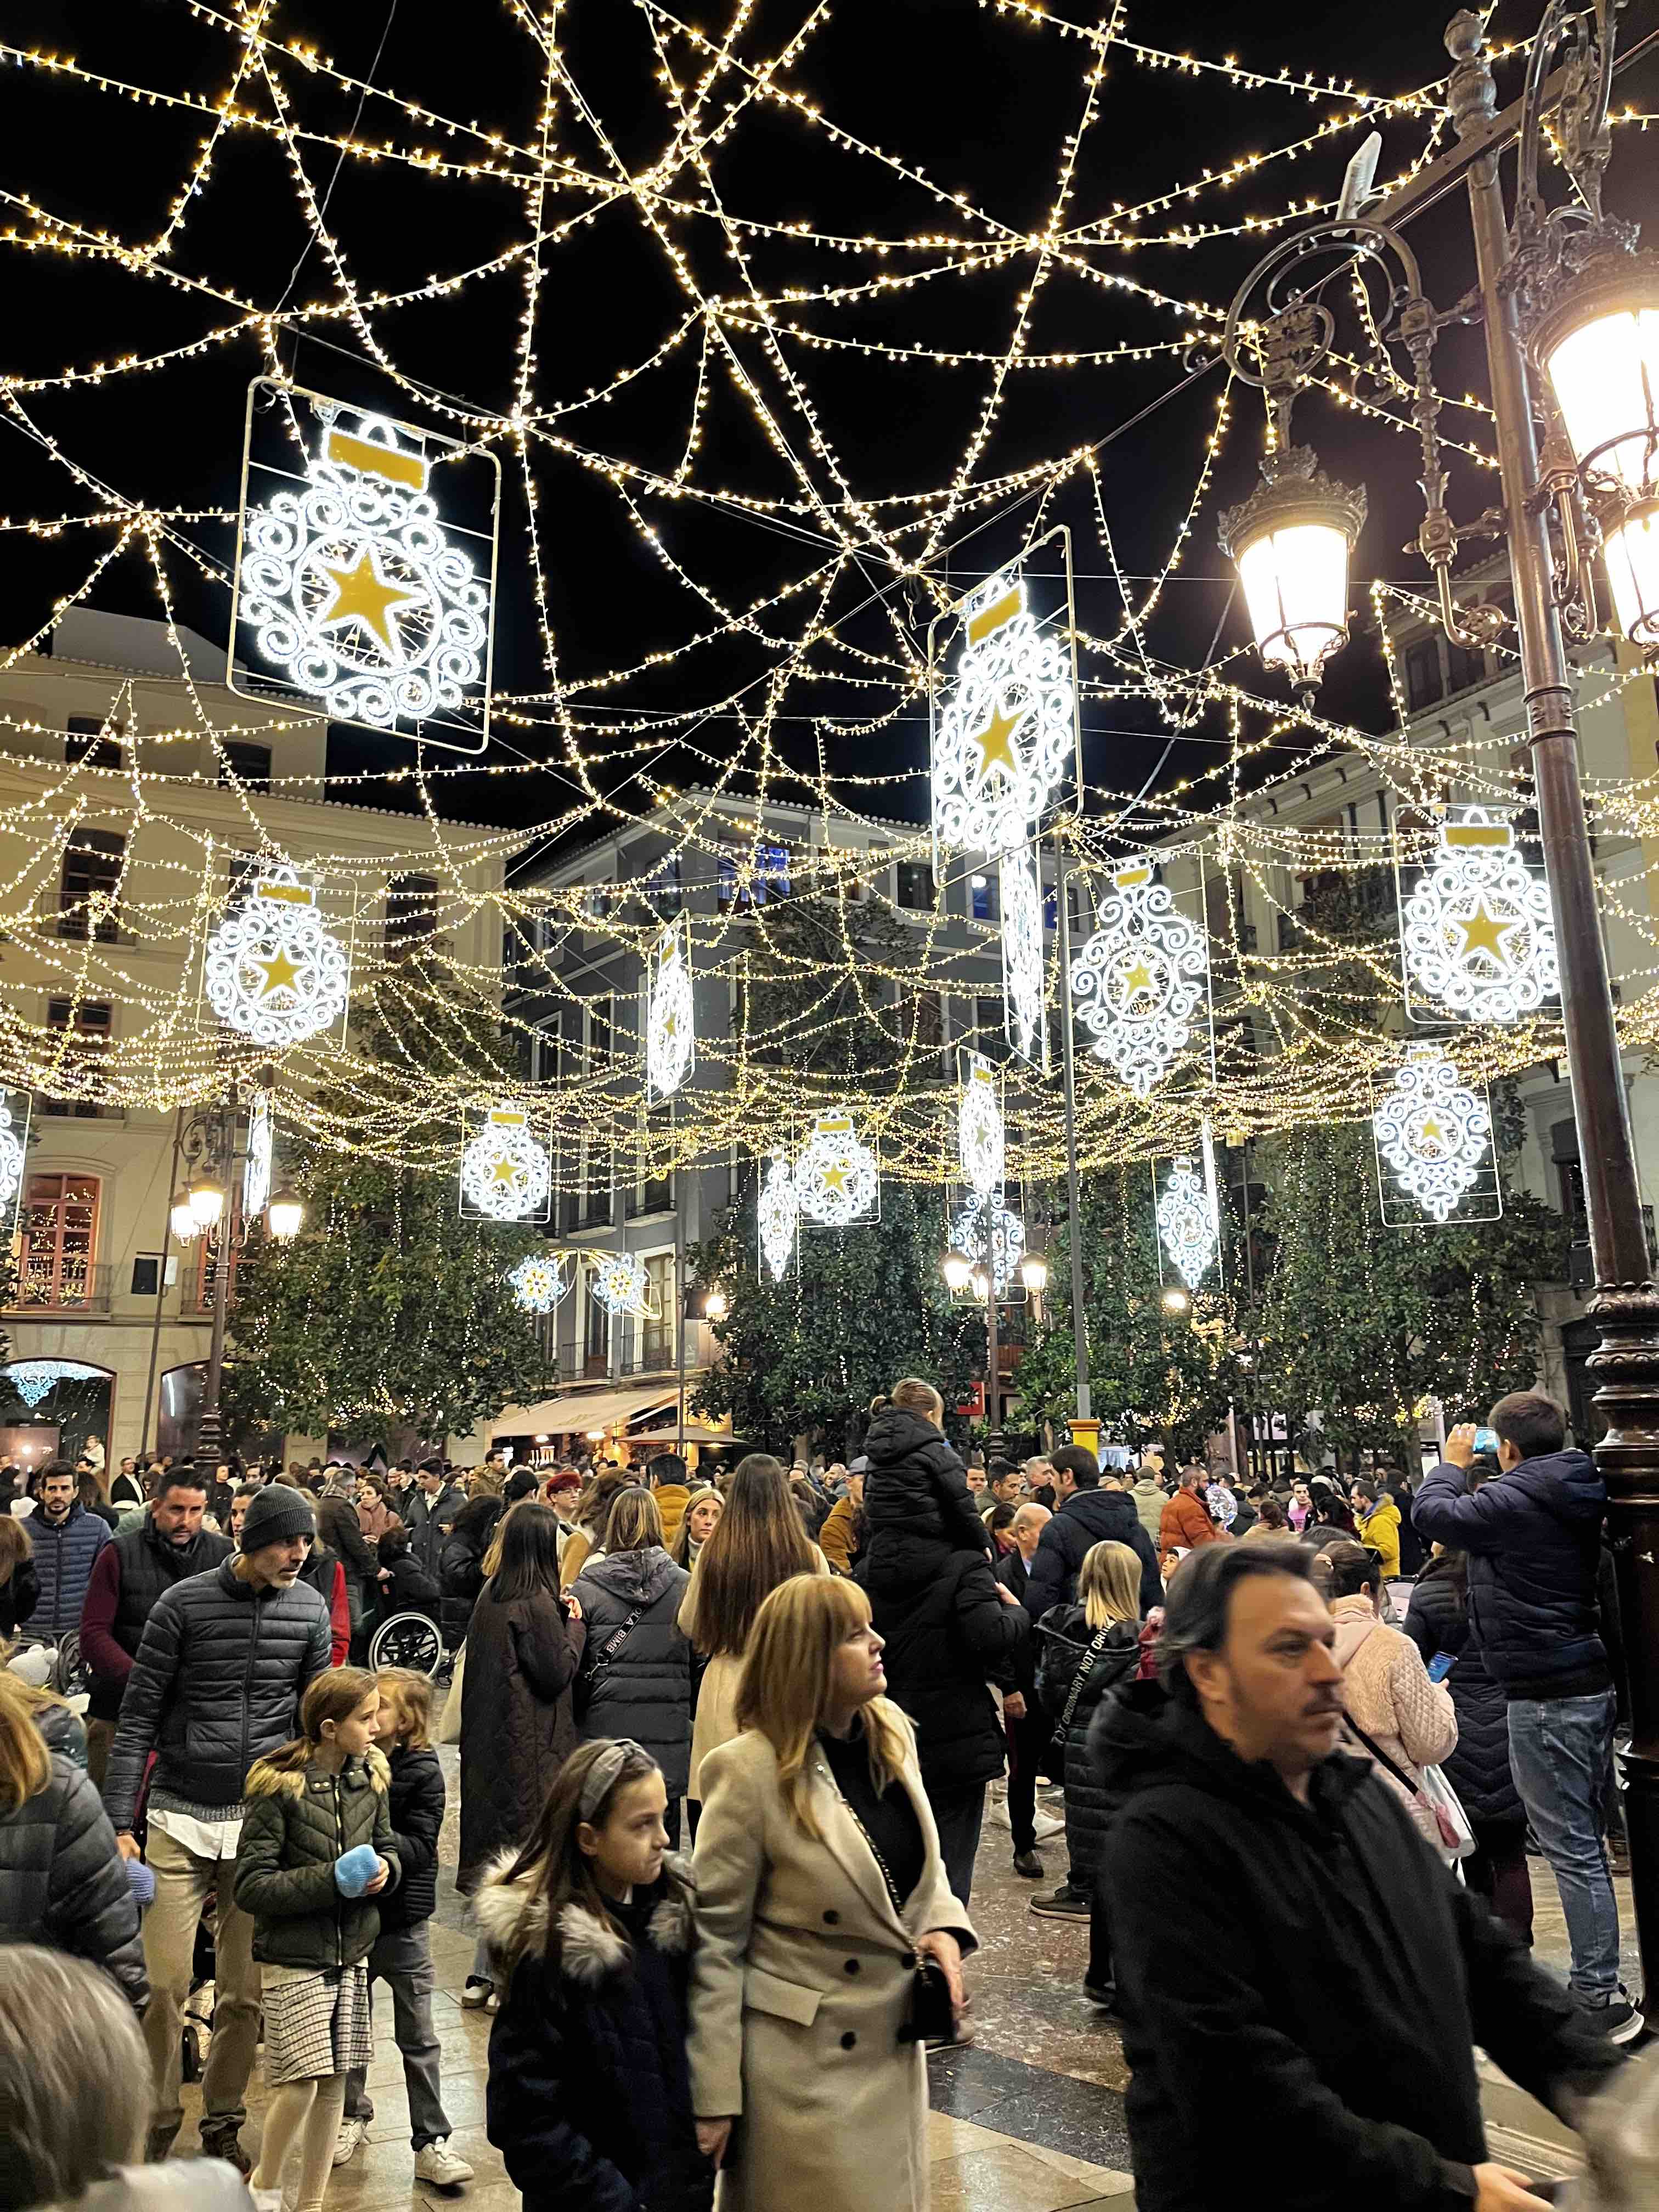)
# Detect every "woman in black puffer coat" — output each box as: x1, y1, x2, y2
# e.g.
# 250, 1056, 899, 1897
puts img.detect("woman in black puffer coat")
857, 1379, 1025, 1908
440, 1495, 502, 1649
569, 1490, 692, 1846
1403, 1536, 1533, 1943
